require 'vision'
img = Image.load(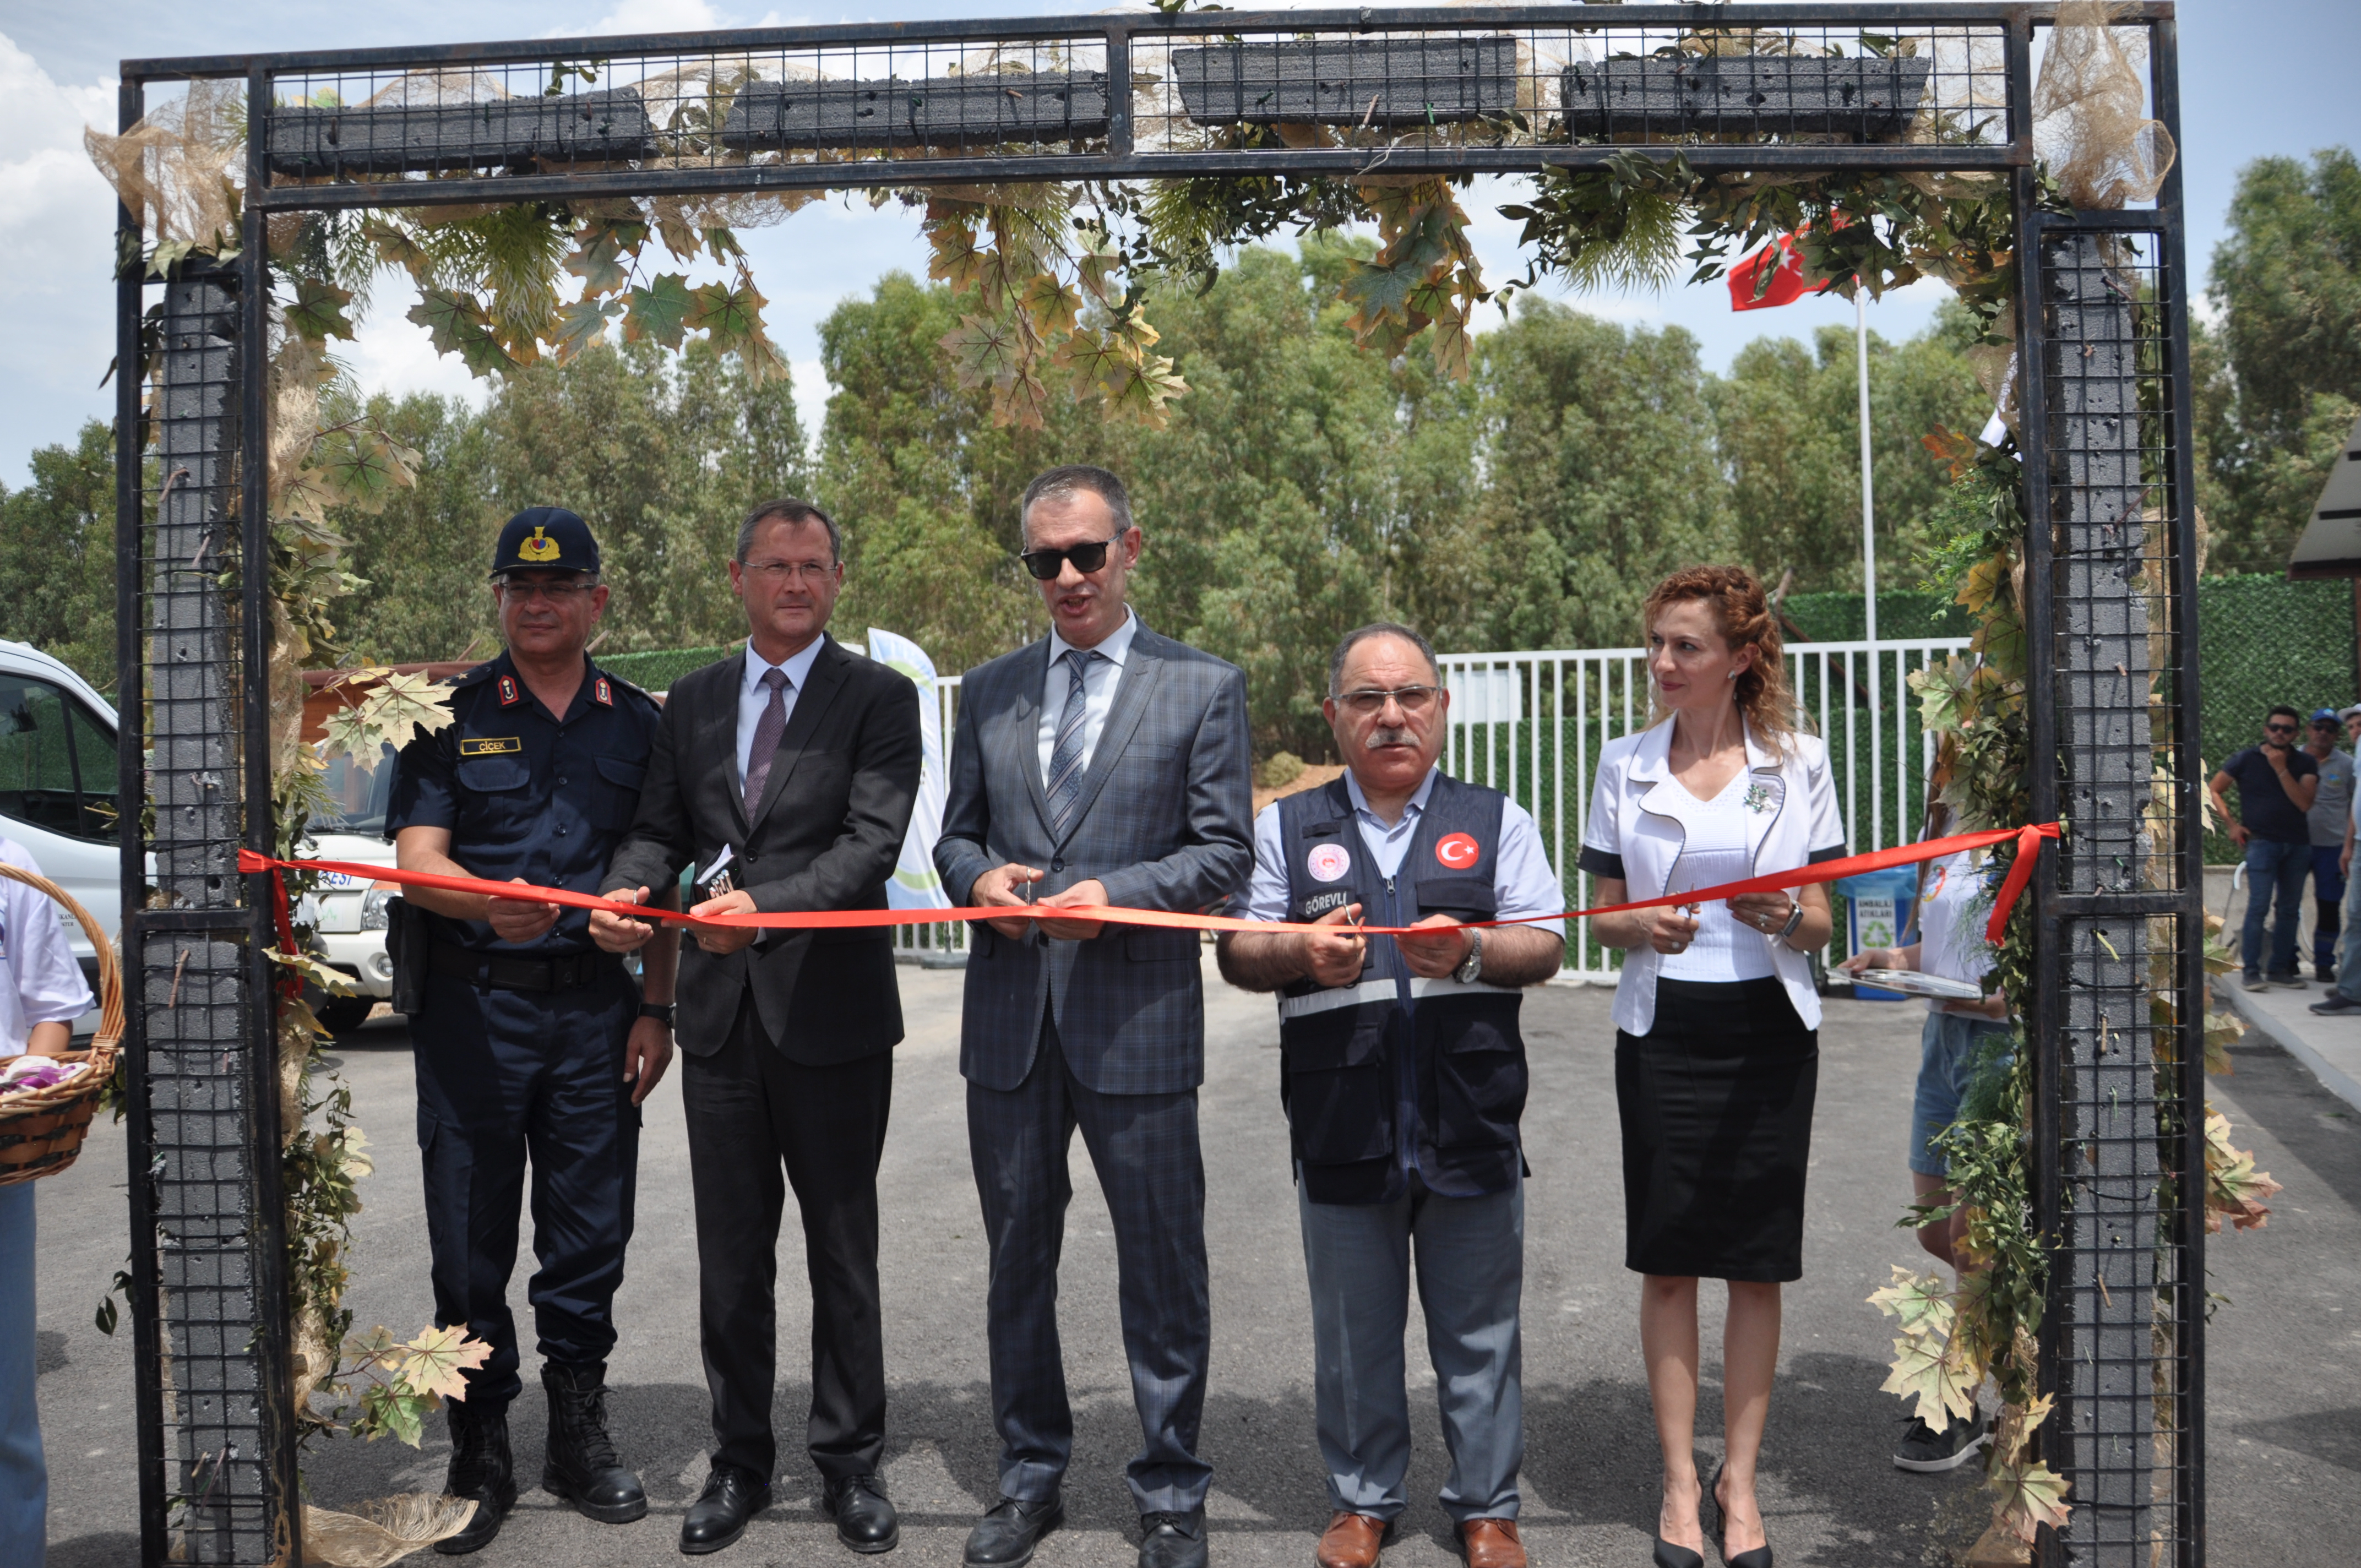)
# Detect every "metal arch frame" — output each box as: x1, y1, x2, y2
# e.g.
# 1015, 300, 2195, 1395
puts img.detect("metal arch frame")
108, 6, 2201, 1565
